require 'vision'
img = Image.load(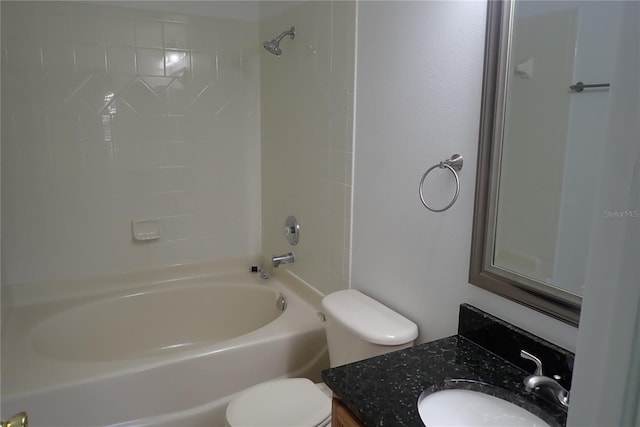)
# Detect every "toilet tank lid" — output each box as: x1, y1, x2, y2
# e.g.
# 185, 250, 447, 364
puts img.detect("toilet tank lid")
321, 290, 418, 345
